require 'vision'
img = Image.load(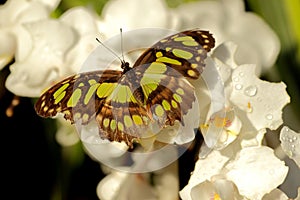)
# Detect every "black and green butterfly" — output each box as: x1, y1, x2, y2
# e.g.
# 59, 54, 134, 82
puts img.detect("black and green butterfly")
35, 29, 215, 148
